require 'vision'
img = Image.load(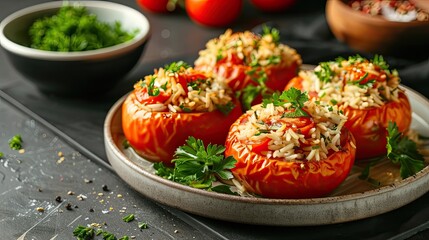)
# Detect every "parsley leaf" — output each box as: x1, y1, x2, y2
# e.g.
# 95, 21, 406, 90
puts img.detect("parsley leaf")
315, 62, 334, 83
154, 136, 237, 194
9, 135, 23, 150
386, 121, 425, 179
0, 152, 3, 158
262, 25, 280, 44
371, 54, 389, 70
138, 221, 149, 229
263, 88, 309, 117
164, 61, 191, 73
73, 225, 95, 240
